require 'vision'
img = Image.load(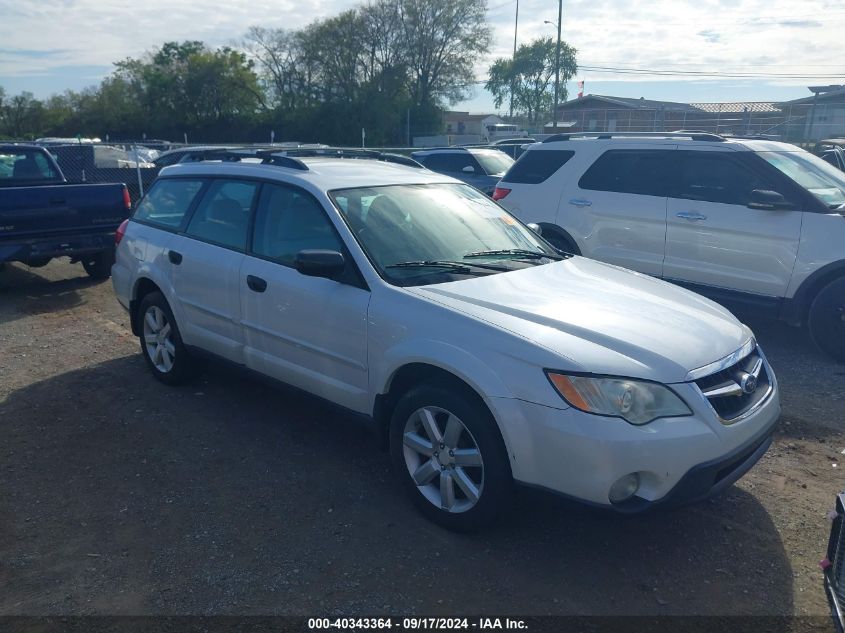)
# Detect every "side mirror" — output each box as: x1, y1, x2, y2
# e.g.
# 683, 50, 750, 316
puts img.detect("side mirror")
748, 189, 794, 210
462, 165, 476, 174
526, 223, 543, 235
294, 249, 345, 280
